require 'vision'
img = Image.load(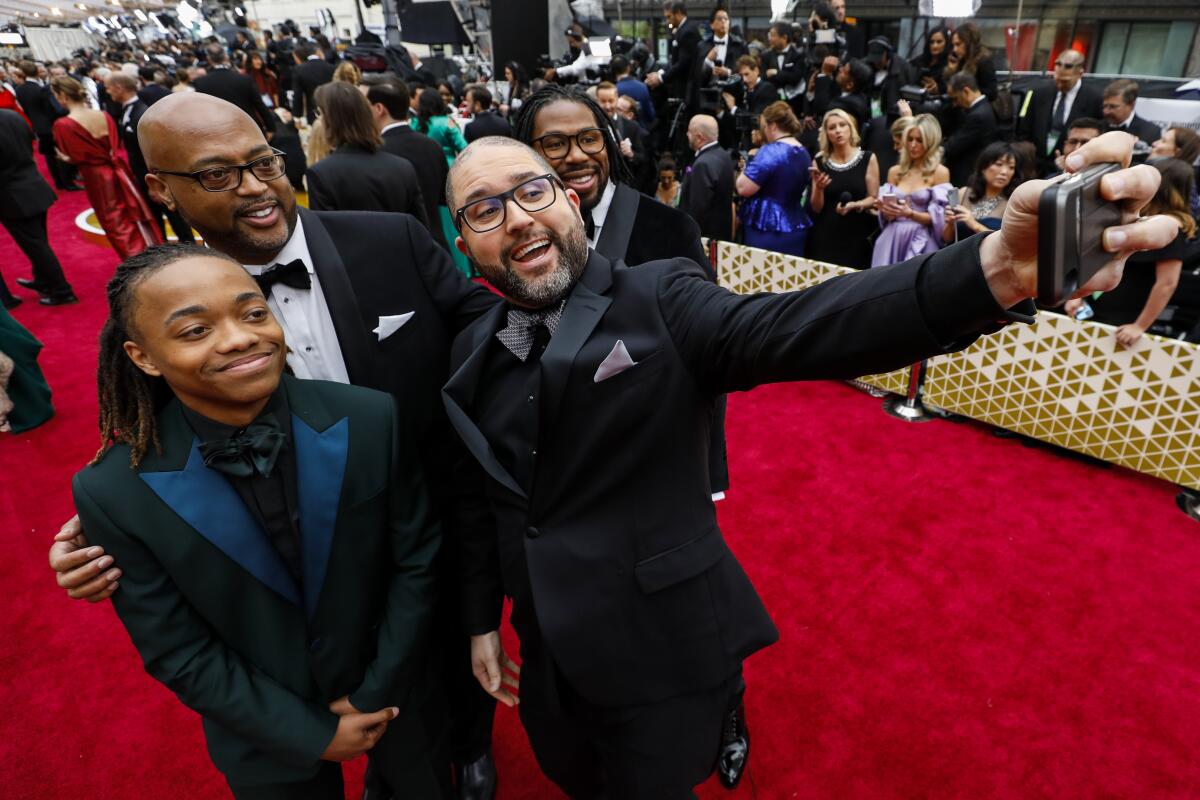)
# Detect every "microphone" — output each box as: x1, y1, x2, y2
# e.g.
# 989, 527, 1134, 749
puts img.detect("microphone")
838, 191, 852, 212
